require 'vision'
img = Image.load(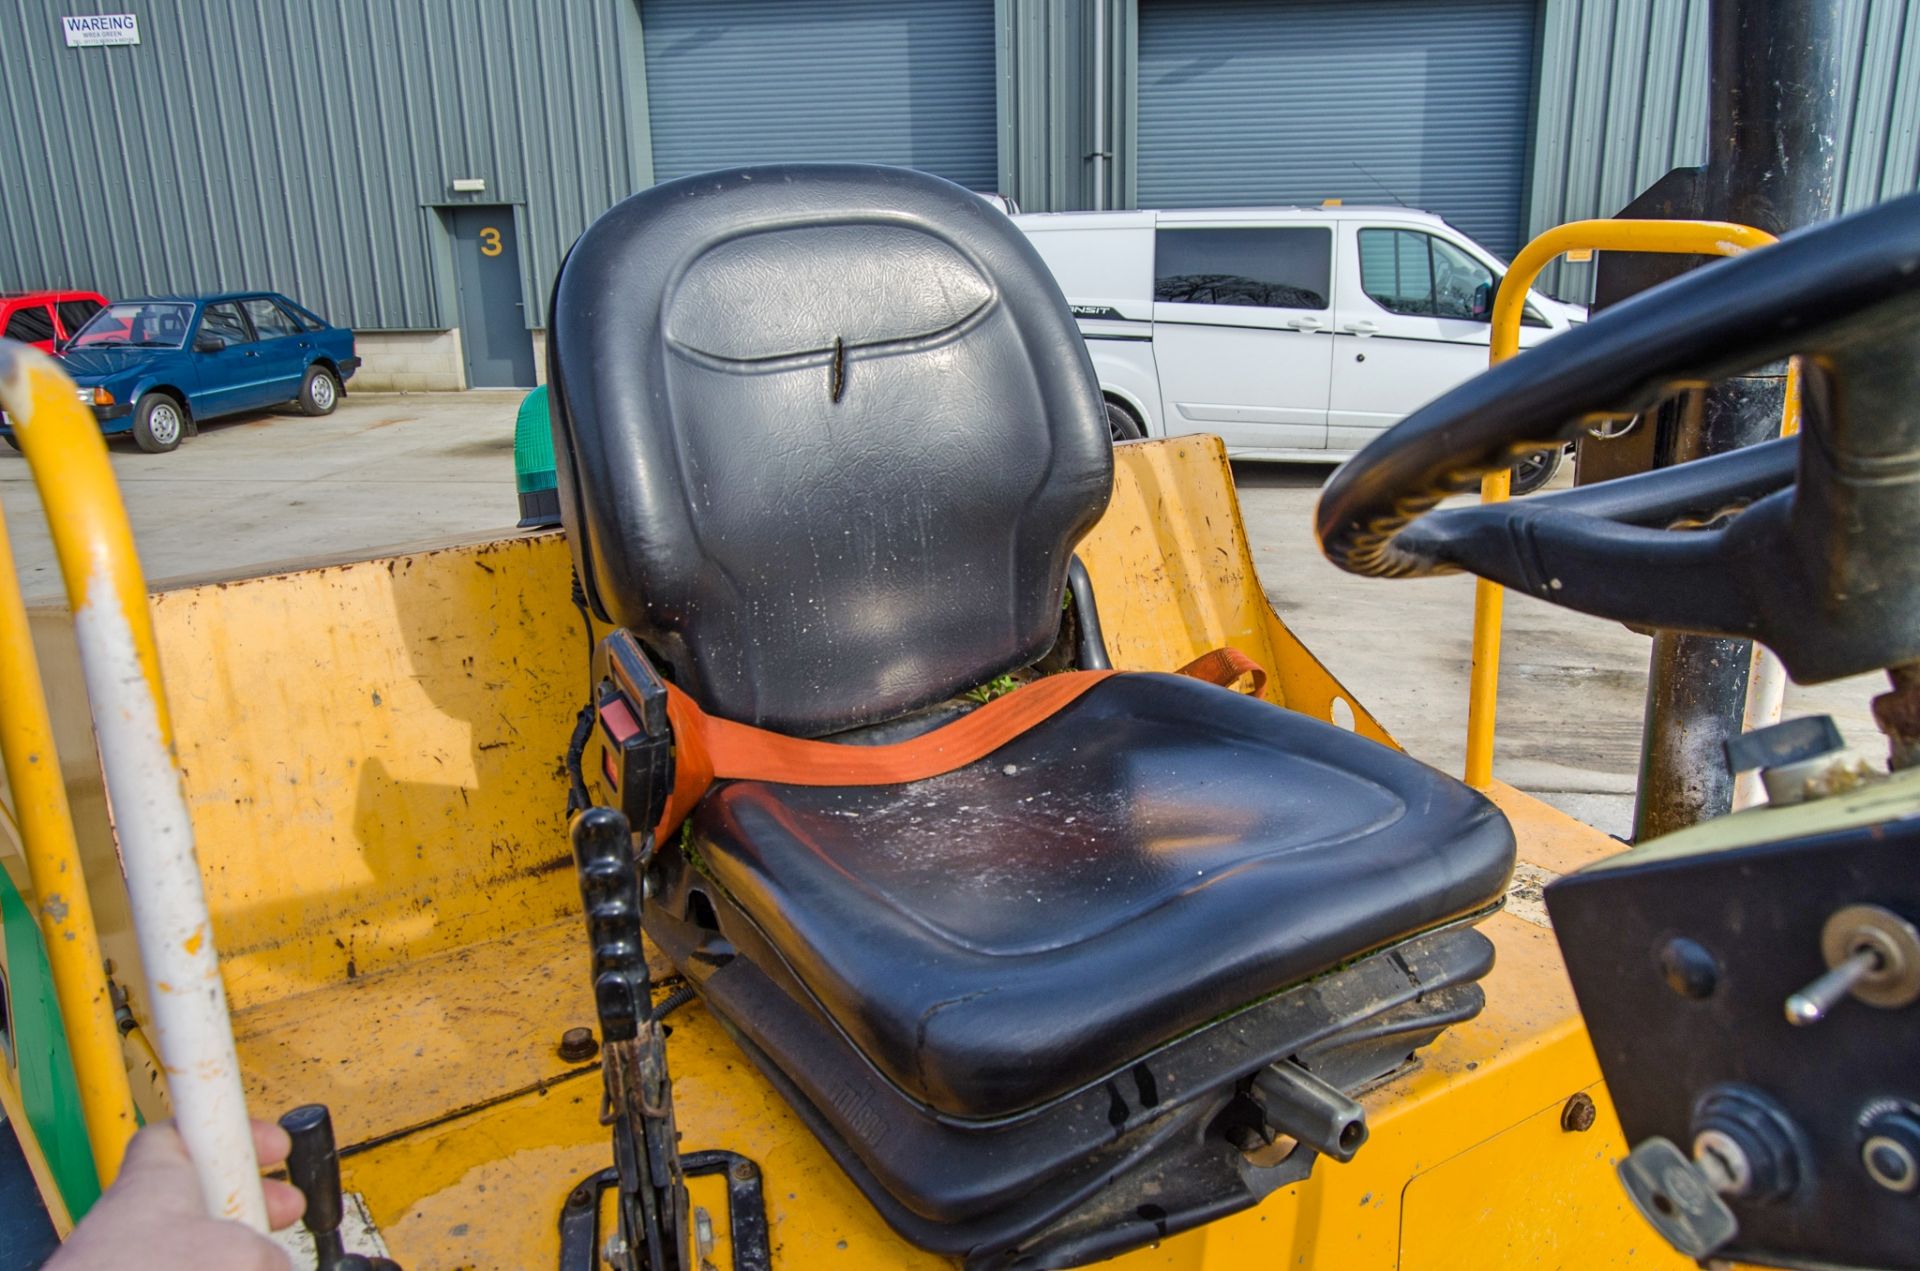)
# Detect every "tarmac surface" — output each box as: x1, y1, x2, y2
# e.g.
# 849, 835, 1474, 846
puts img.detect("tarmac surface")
2, 389, 1886, 838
